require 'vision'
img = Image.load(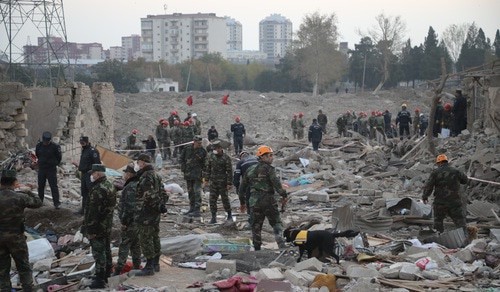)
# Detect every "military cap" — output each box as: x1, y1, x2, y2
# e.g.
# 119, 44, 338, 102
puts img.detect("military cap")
80, 136, 89, 143
88, 164, 106, 173
42, 131, 52, 141
123, 164, 136, 174
193, 135, 202, 142
1, 169, 17, 178
137, 153, 152, 163
212, 140, 222, 148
